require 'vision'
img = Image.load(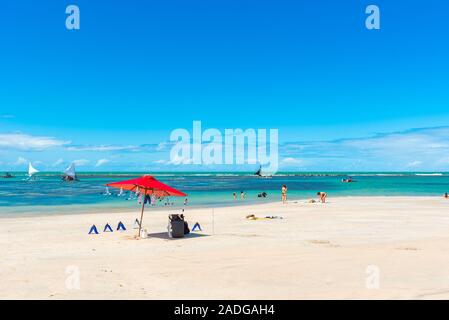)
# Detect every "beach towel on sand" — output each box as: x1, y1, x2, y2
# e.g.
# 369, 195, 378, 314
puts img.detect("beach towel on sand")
88, 225, 99, 234
246, 214, 283, 221
246, 214, 267, 220
104, 223, 113, 232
